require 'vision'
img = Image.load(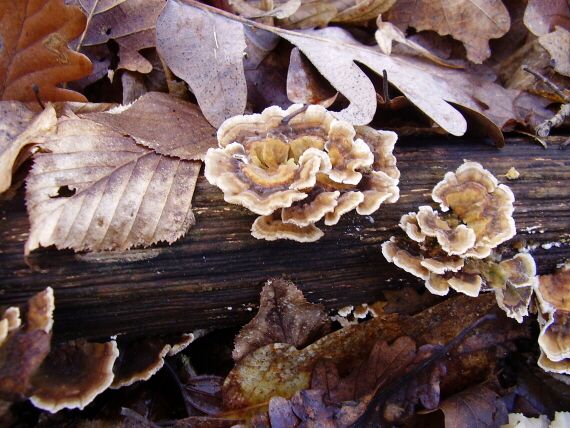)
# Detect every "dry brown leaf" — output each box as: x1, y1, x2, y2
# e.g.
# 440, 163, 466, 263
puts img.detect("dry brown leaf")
233, 278, 331, 363
277, 2, 338, 29
85, 92, 218, 161
0, 0, 92, 105
524, 0, 570, 37
68, 0, 166, 73
286, 48, 337, 106
0, 102, 39, 193
381, 287, 442, 316
0, 288, 53, 416
539, 26, 570, 77
388, 0, 510, 64
156, 1, 521, 136
25, 113, 200, 255
330, 0, 396, 24
425, 384, 508, 427
156, 0, 248, 128
222, 292, 527, 411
